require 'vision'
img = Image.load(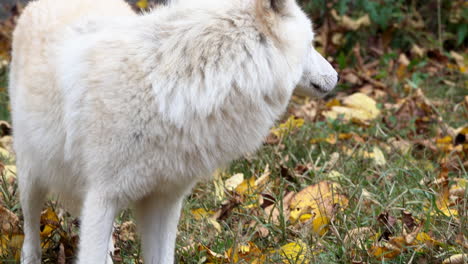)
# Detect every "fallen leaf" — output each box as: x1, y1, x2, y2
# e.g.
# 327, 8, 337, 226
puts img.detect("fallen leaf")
289, 181, 348, 235
264, 191, 295, 225
276, 241, 309, 264
226, 241, 264, 263
401, 211, 417, 231
191, 208, 215, 221
40, 208, 60, 238
225, 173, 244, 191
136, 0, 148, 9
118, 221, 136, 242
372, 147, 386, 166
331, 9, 371, 31
323, 93, 381, 123
0, 206, 19, 234
344, 227, 374, 250
271, 116, 305, 138
212, 169, 225, 201
0, 234, 24, 260
442, 254, 468, 264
